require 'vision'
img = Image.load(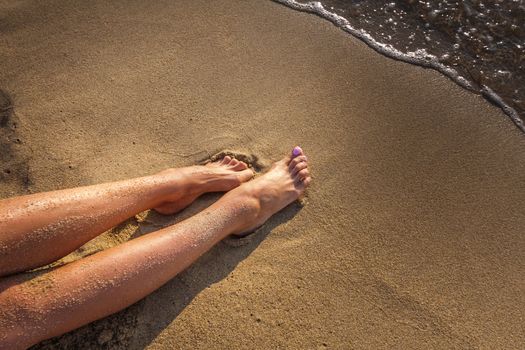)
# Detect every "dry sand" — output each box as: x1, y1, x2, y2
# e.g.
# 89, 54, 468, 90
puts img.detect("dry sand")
1, 0, 524, 349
